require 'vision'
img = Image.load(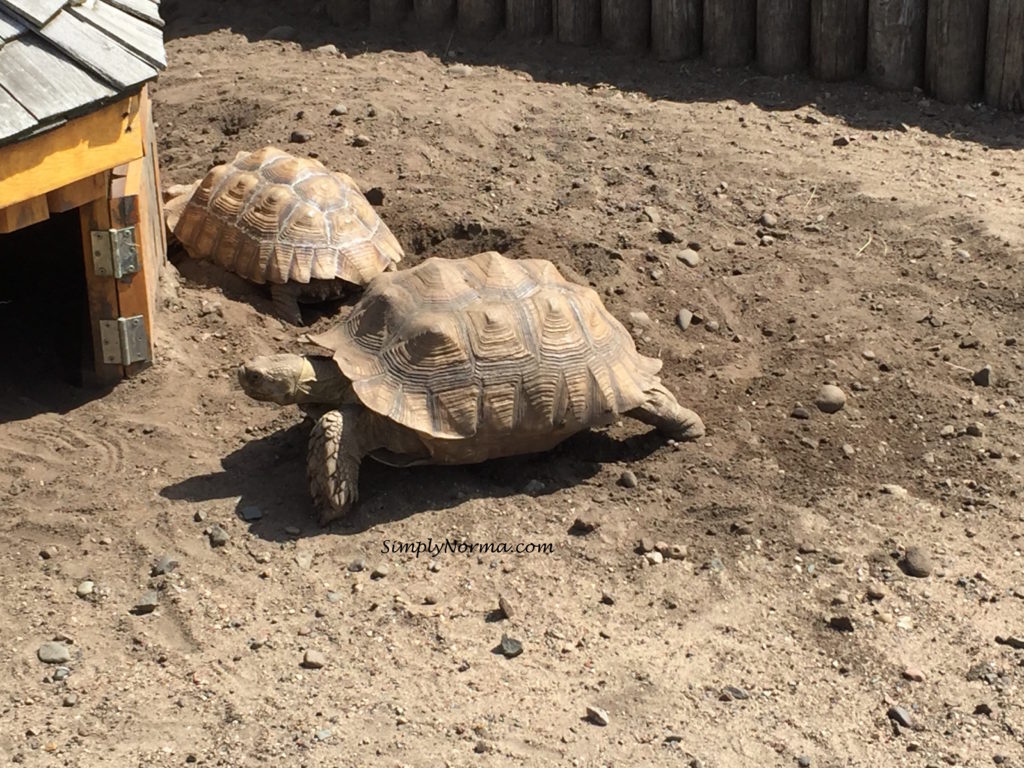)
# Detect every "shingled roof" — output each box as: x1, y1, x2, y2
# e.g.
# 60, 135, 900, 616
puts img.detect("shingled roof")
0, 0, 165, 147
